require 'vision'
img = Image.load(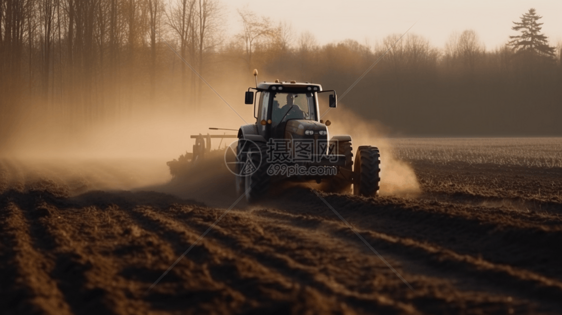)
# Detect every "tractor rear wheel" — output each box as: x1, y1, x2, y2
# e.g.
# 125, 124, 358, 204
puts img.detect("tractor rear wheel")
353, 146, 380, 196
